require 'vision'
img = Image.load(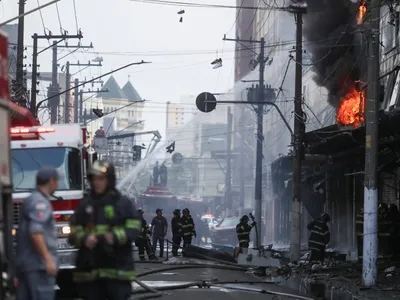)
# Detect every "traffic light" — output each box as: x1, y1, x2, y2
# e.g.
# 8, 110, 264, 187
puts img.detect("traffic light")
132, 145, 143, 162
93, 108, 103, 118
